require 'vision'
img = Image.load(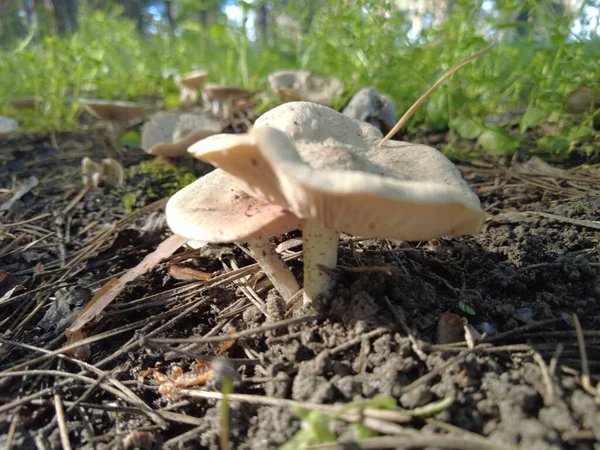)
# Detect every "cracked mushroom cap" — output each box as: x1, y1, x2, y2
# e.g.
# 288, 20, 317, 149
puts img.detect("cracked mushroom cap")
142, 112, 222, 157
202, 84, 254, 101
166, 169, 301, 243
79, 99, 144, 121
189, 102, 485, 241
175, 70, 209, 90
